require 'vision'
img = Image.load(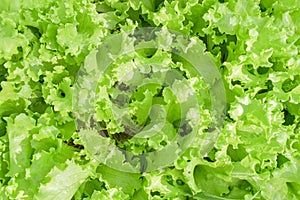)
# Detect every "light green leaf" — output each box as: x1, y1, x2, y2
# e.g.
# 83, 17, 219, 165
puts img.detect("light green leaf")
35, 160, 89, 200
